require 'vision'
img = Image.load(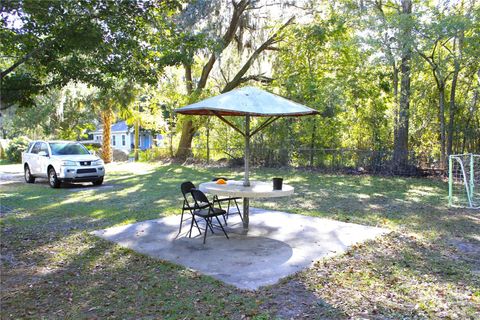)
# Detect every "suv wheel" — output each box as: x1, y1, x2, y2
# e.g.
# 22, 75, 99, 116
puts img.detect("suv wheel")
48, 168, 61, 188
24, 165, 35, 183
92, 177, 104, 186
